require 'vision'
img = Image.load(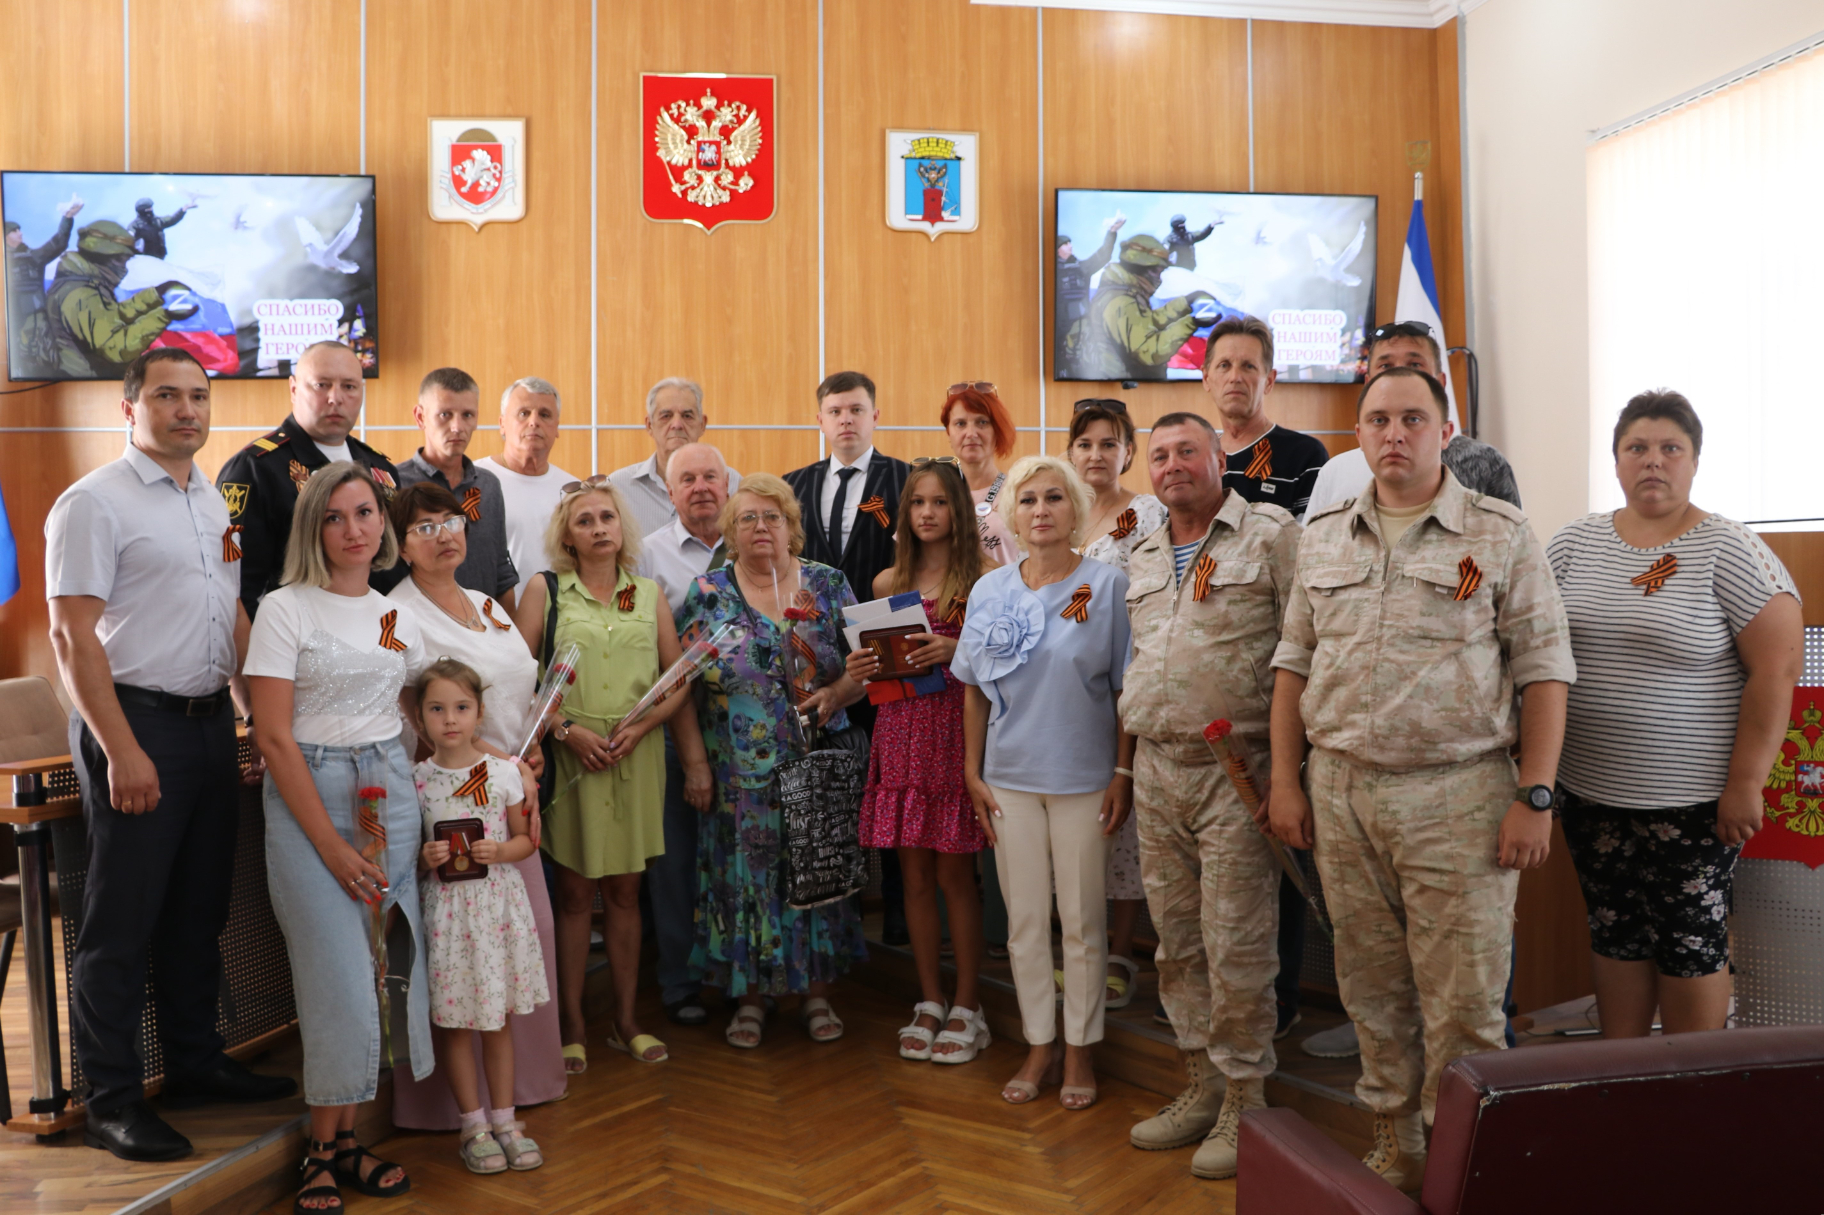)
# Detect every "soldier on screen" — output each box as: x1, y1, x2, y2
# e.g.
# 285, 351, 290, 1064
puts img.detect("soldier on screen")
1166, 213, 1217, 271
42, 220, 195, 379
1054, 219, 1123, 367
1072, 234, 1214, 381
4, 197, 83, 375
130, 197, 194, 259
